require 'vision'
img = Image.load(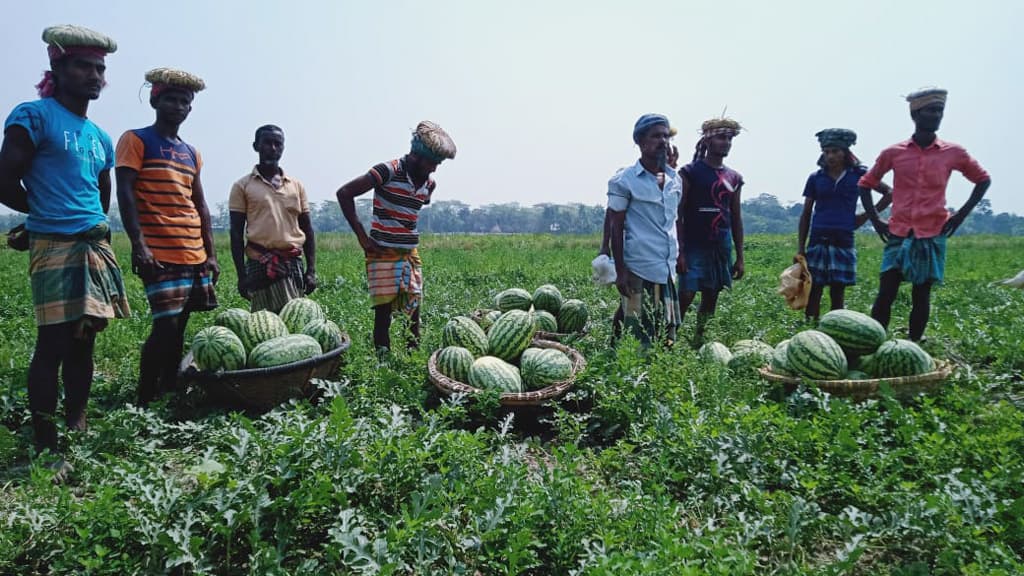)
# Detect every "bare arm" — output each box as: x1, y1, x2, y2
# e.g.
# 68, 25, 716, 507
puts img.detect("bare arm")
676, 173, 689, 274
859, 186, 890, 241
115, 167, 147, 252
335, 173, 378, 253
731, 185, 744, 279
599, 208, 613, 256
0, 126, 34, 213
608, 209, 629, 296
191, 170, 219, 283
229, 210, 249, 299
297, 211, 317, 294
942, 179, 992, 237
797, 197, 813, 255
854, 182, 893, 228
